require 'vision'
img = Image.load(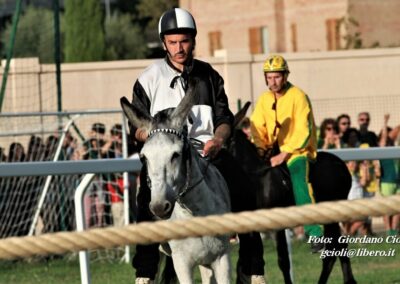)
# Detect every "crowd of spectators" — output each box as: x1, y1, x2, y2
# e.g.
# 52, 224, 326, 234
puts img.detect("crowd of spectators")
238, 110, 400, 238
315, 111, 400, 237
0, 122, 138, 238
1, 112, 399, 238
